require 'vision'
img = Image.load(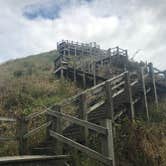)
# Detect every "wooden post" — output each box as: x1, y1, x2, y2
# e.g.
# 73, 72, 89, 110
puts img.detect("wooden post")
74, 46, 77, 82
105, 81, 114, 122
124, 72, 135, 121
93, 62, 96, 86
52, 105, 63, 154
100, 119, 115, 166
149, 63, 158, 108
79, 93, 89, 146
116, 46, 119, 56
60, 52, 64, 79
140, 67, 149, 121
101, 81, 116, 166
17, 115, 28, 155
82, 71, 86, 89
